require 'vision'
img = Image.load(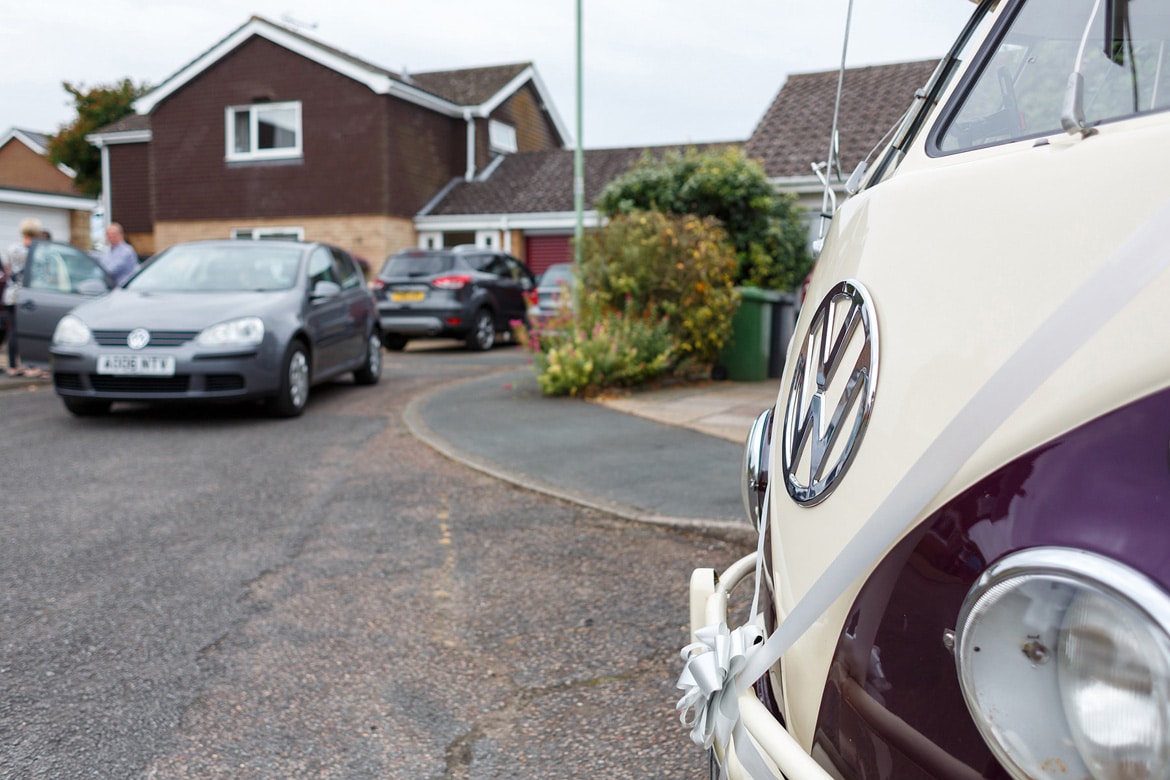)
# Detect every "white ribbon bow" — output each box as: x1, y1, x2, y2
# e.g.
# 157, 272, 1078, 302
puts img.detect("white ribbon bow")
676, 621, 763, 750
